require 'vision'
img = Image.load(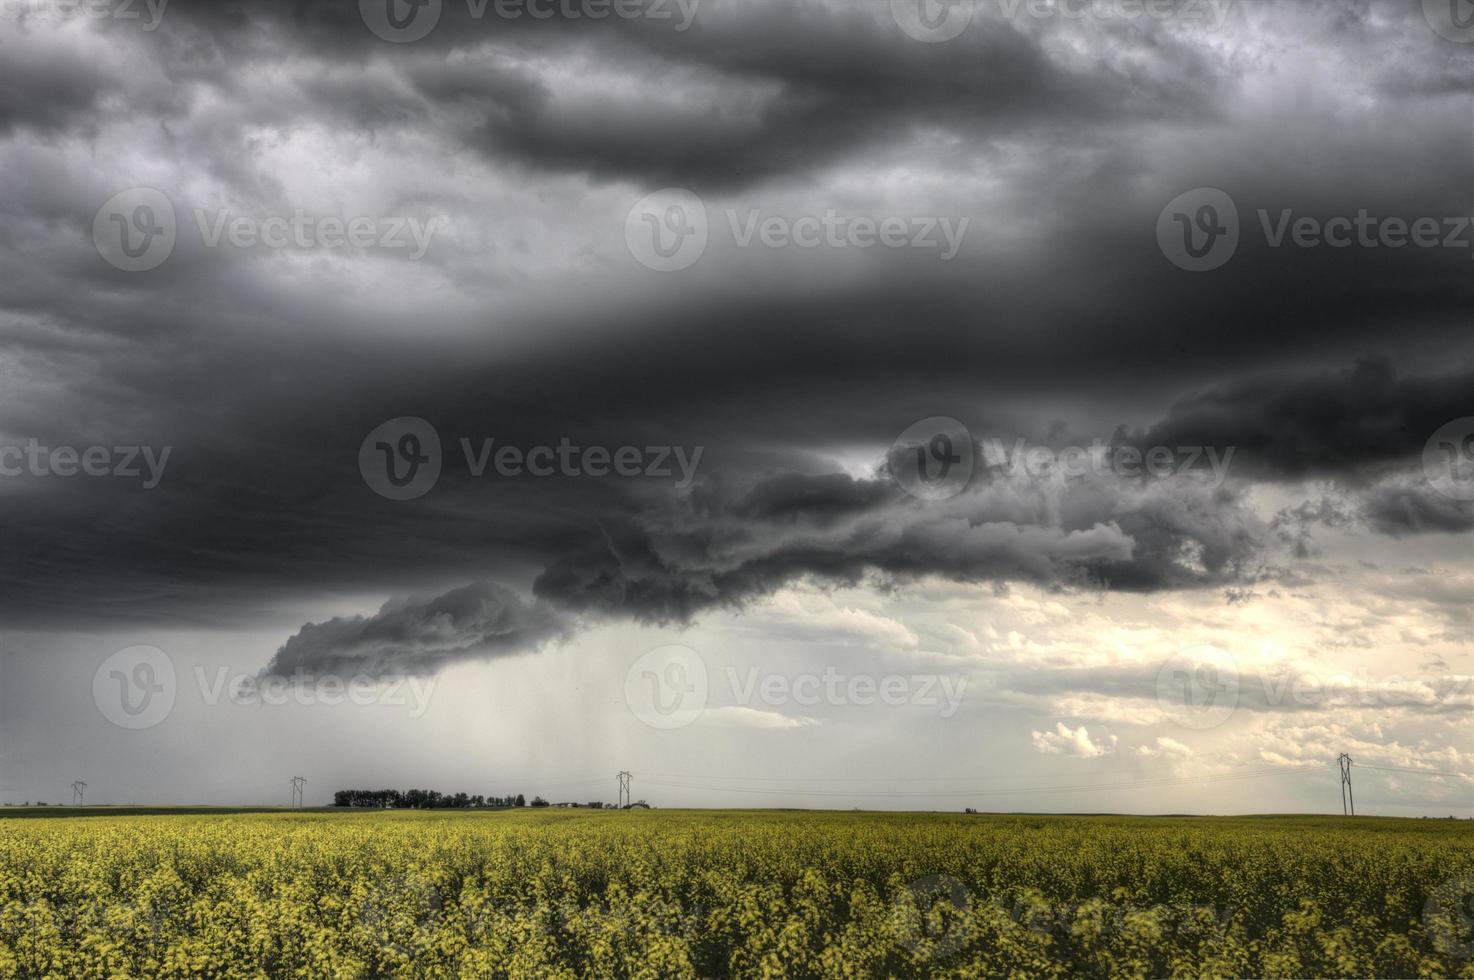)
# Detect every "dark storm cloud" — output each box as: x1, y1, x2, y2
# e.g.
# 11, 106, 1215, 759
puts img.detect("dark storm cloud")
263, 581, 569, 677
0, 0, 1470, 666
0, 302, 1463, 637
0, 43, 108, 137
1362, 479, 1474, 537
532, 466, 1266, 618
1126, 359, 1474, 482
265, 459, 1264, 676
1271, 496, 1356, 558
723, 472, 894, 523
404, 2, 1226, 190
68, 0, 1240, 192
